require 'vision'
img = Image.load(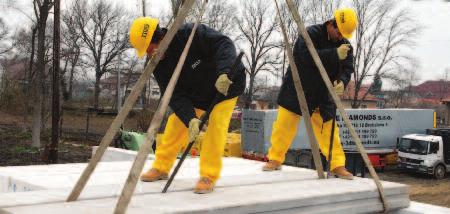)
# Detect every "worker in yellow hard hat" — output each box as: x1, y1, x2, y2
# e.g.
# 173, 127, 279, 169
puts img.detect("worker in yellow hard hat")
263, 8, 357, 179
129, 17, 246, 194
